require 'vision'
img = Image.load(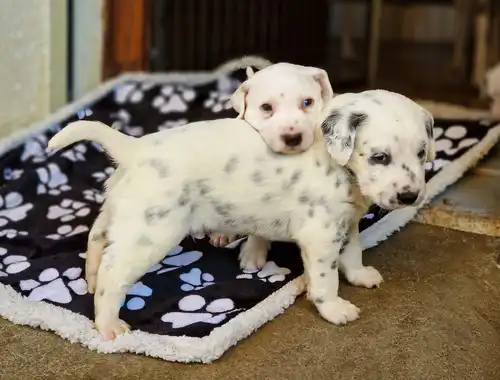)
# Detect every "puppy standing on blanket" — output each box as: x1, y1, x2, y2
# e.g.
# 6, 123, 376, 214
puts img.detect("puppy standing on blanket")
48, 89, 435, 341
